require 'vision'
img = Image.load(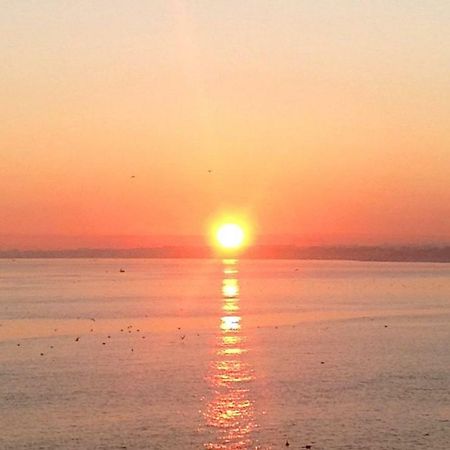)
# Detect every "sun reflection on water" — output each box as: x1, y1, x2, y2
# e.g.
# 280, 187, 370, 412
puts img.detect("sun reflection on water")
203, 259, 257, 449
222, 279, 239, 299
